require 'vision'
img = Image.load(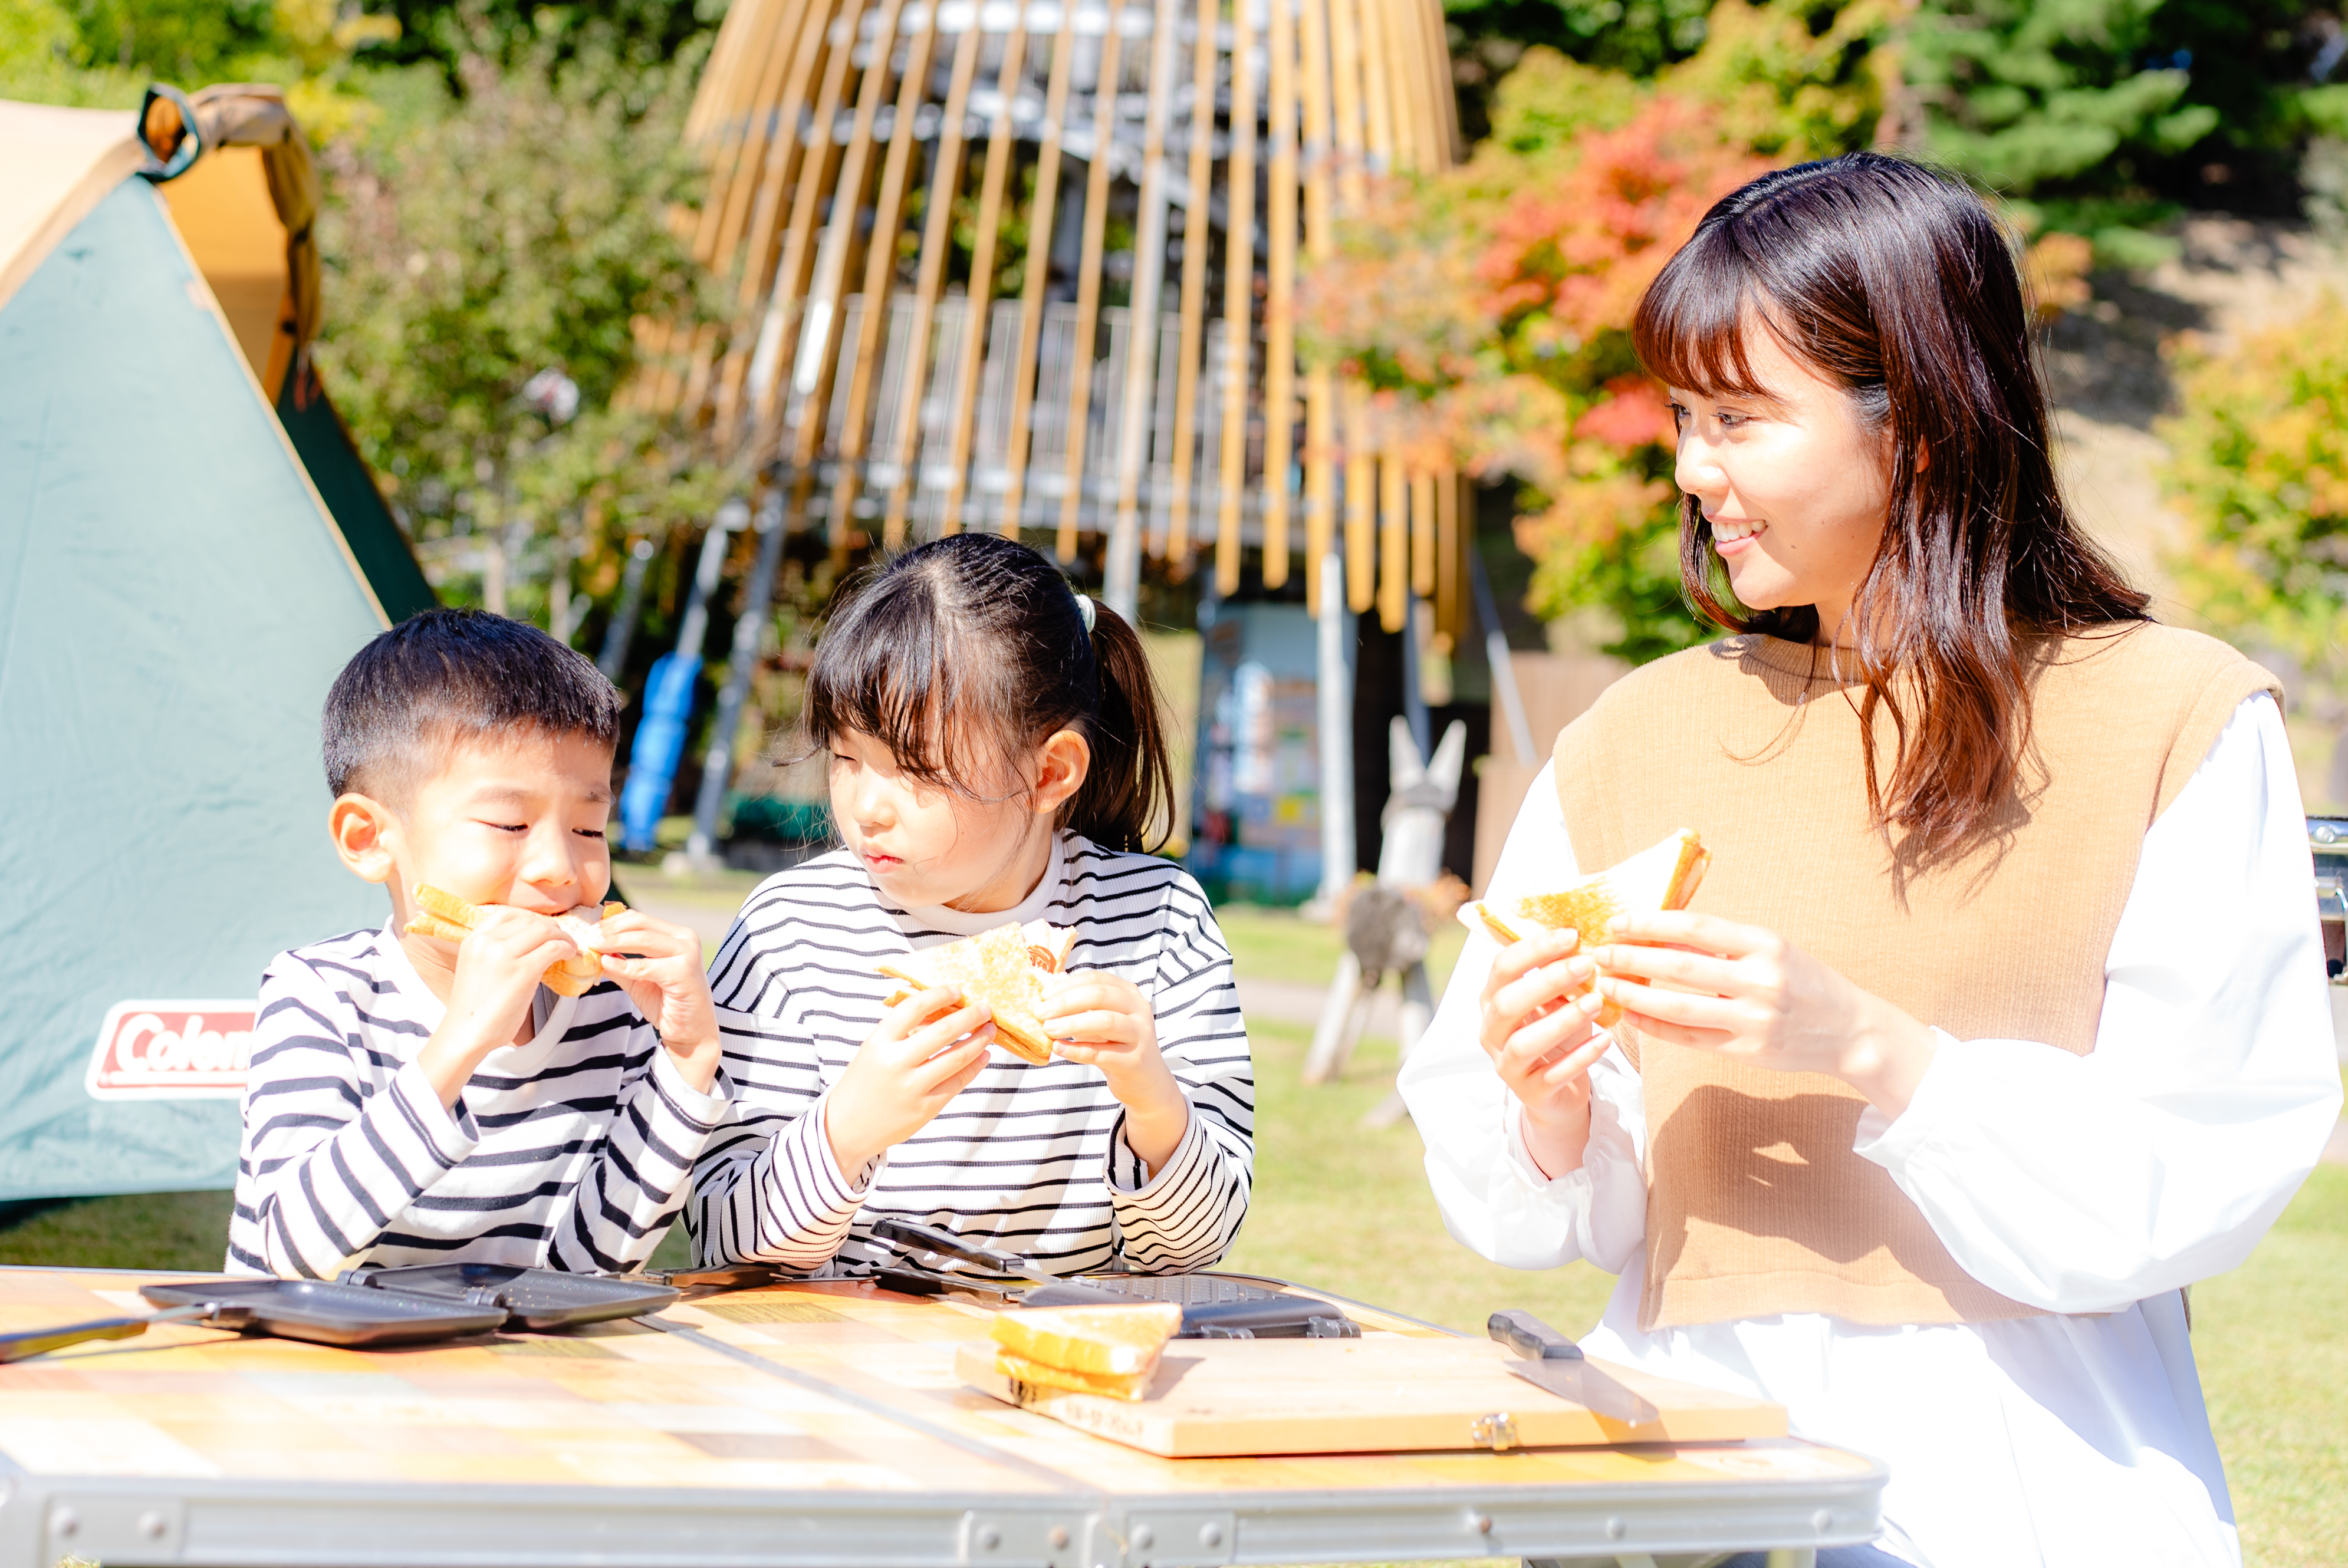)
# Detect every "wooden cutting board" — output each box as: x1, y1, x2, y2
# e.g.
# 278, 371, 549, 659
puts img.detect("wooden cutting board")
956, 1333, 1785, 1458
